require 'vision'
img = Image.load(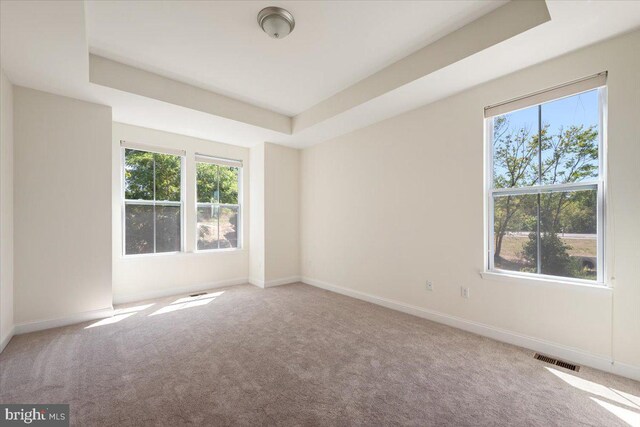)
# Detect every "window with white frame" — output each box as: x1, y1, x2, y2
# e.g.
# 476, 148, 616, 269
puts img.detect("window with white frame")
123, 144, 184, 255
485, 73, 606, 283
196, 155, 241, 250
